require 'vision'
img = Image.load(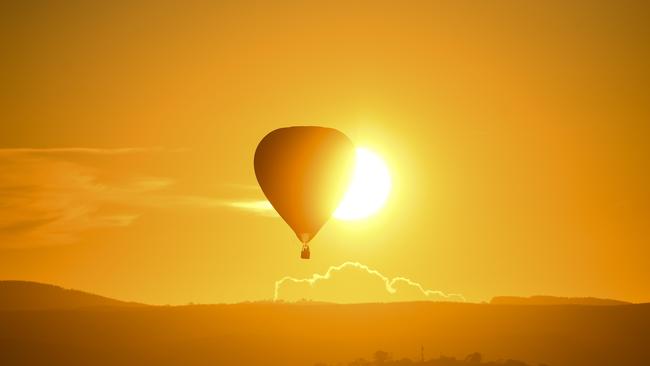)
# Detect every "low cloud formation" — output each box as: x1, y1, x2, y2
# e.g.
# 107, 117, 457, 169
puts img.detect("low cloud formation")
0, 147, 257, 248
274, 261, 465, 303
